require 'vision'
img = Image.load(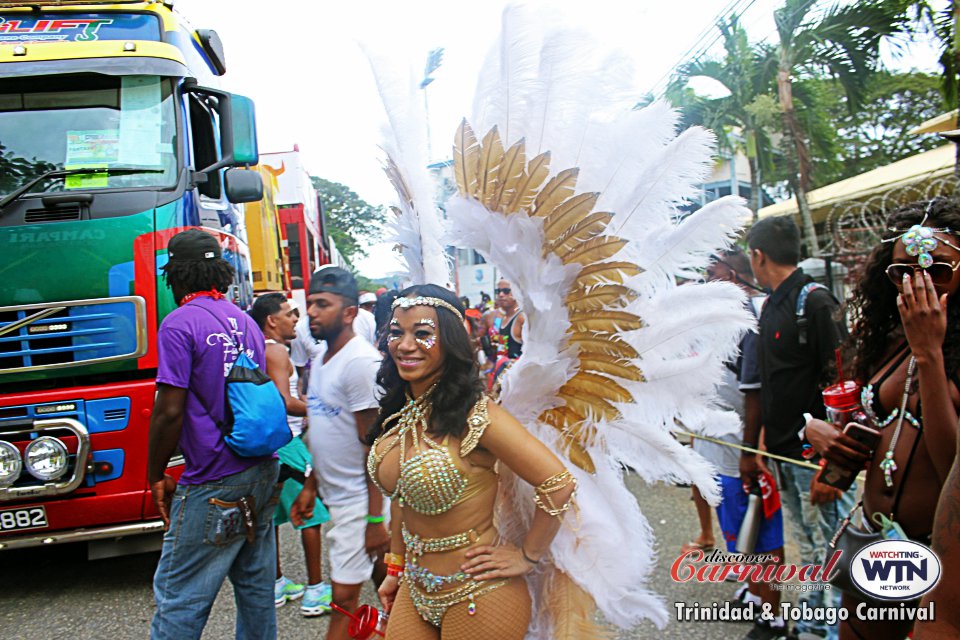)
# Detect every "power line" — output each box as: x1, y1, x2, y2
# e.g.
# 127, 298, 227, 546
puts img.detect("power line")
648, 0, 761, 97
